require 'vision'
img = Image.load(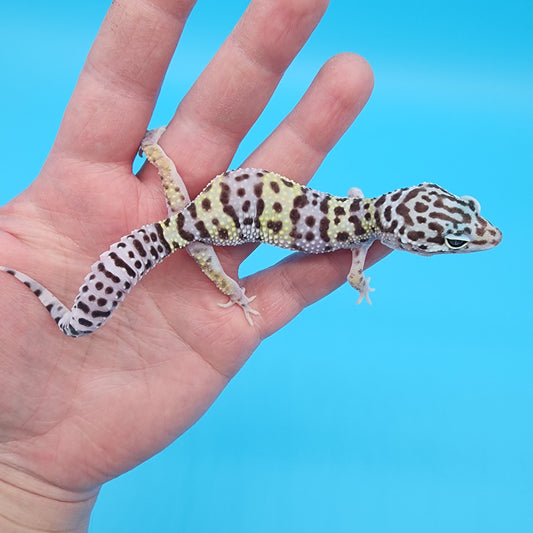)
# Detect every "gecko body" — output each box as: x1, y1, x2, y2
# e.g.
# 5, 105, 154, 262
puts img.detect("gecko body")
1, 130, 502, 337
